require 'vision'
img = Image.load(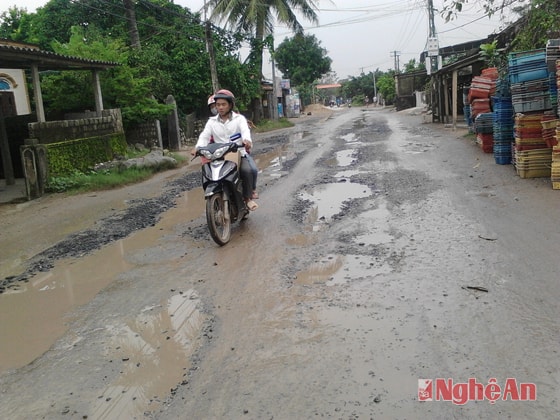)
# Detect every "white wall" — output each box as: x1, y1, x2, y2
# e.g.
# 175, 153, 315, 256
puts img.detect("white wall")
0, 69, 31, 115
